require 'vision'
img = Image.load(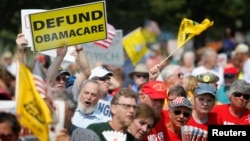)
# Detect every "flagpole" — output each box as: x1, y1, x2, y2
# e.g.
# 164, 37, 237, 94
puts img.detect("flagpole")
159, 46, 183, 67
